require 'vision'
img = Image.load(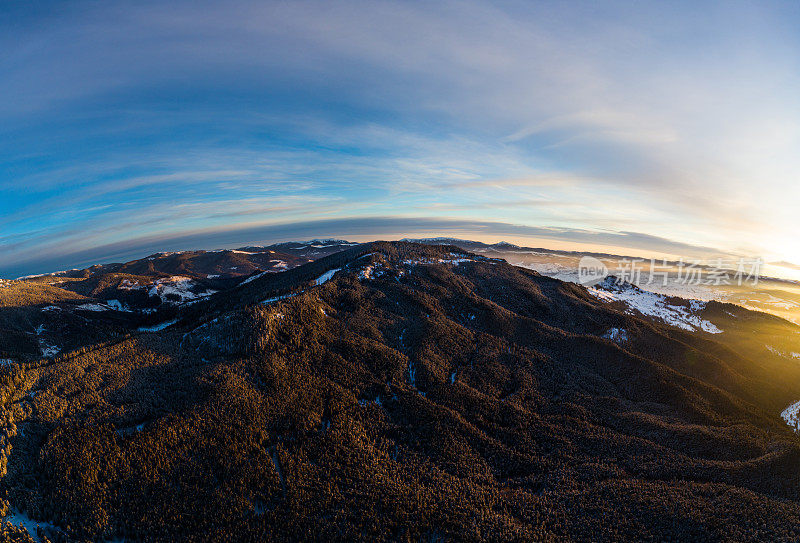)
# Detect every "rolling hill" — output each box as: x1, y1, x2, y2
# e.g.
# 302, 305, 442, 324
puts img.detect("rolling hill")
1, 242, 800, 541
